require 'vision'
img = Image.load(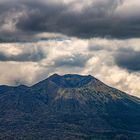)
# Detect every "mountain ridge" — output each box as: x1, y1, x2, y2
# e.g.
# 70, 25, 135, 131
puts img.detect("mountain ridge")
0, 74, 140, 140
